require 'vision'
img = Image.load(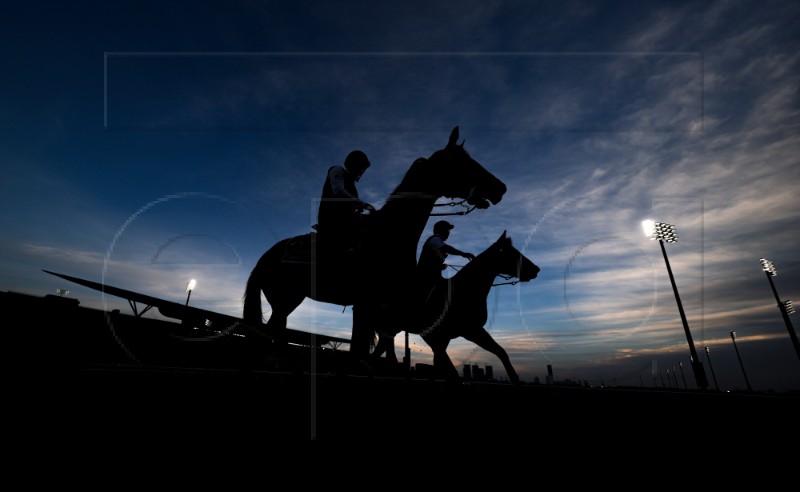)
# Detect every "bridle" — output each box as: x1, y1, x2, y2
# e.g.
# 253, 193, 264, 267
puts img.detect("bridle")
429, 198, 478, 217
446, 264, 520, 287
429, 184, 487, 216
